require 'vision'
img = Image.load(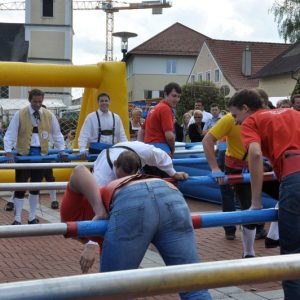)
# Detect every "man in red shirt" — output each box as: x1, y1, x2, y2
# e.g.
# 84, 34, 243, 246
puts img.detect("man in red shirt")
228, 88, 300, 299
138, 82, 181, 157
